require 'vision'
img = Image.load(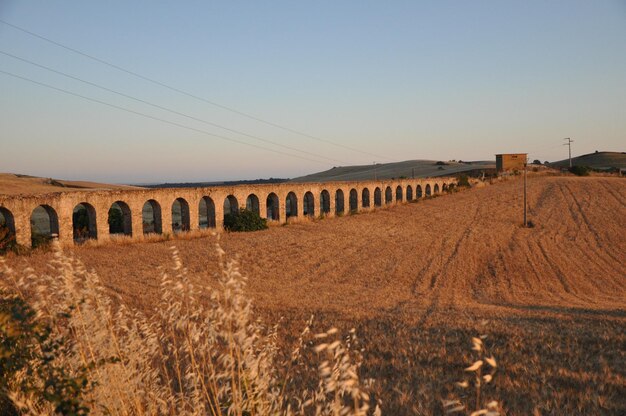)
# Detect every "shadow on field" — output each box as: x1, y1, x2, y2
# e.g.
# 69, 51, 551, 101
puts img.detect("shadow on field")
493, 302, 626, 318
